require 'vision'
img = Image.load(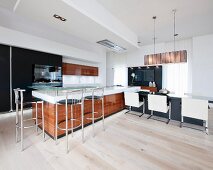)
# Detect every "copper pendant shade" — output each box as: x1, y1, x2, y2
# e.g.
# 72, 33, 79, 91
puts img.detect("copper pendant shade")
144, 10, 187, 66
